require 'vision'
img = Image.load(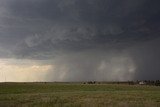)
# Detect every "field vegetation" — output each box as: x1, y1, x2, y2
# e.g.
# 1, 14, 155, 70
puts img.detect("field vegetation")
0, 82, 160, 107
